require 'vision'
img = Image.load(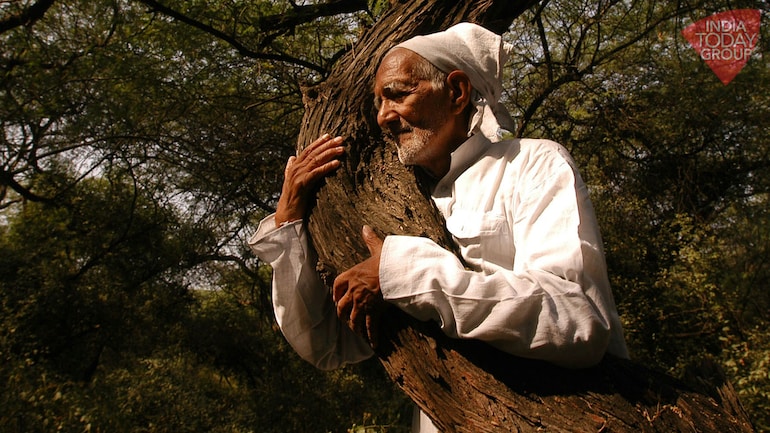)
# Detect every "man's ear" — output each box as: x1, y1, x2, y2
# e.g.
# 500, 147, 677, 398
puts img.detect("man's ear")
446, 70, 472, 115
